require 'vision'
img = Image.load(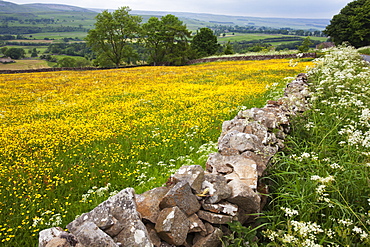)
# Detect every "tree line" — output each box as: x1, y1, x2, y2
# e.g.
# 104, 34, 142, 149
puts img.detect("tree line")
211, 25, 326, 37
84, 7, 222, 67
